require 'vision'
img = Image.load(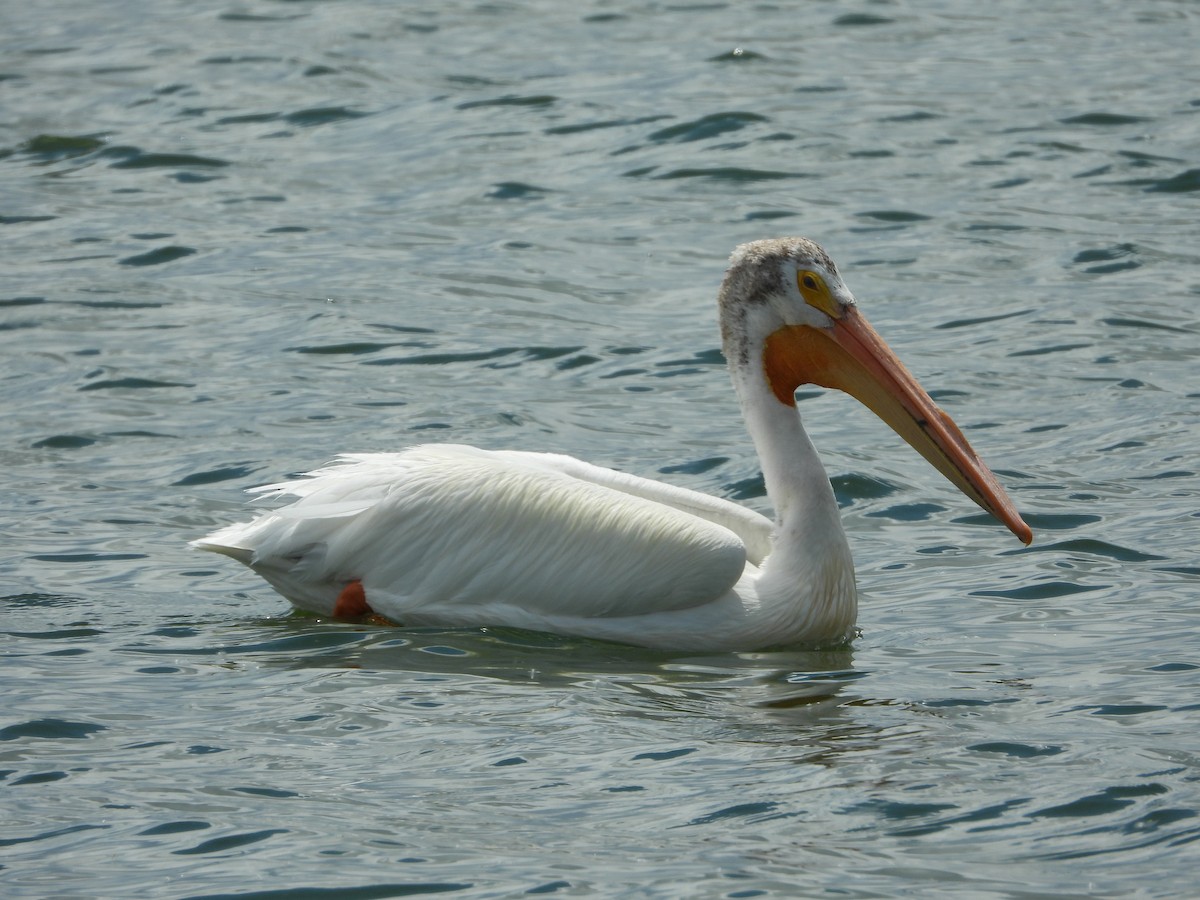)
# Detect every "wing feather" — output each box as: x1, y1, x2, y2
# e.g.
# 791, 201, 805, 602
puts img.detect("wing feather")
497, 450, 774, 565
194, 444, 751, 621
